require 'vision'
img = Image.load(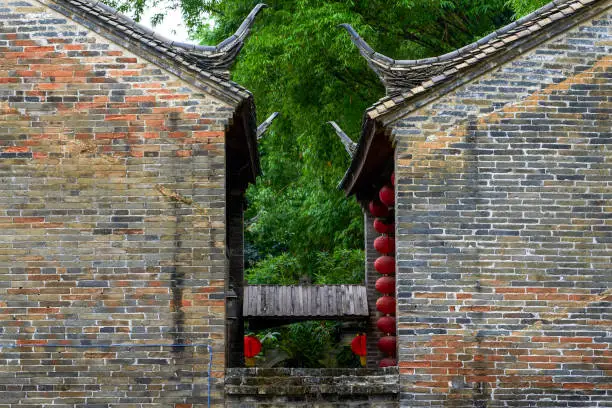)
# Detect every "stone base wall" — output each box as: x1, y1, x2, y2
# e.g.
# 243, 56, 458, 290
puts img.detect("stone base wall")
225, 368, 399, 407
